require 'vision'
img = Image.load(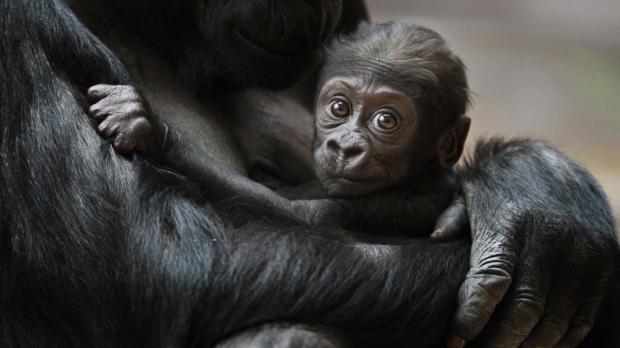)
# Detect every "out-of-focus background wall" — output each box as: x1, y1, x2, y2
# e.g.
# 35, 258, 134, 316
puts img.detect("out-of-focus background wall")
367, 0, 620, 233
